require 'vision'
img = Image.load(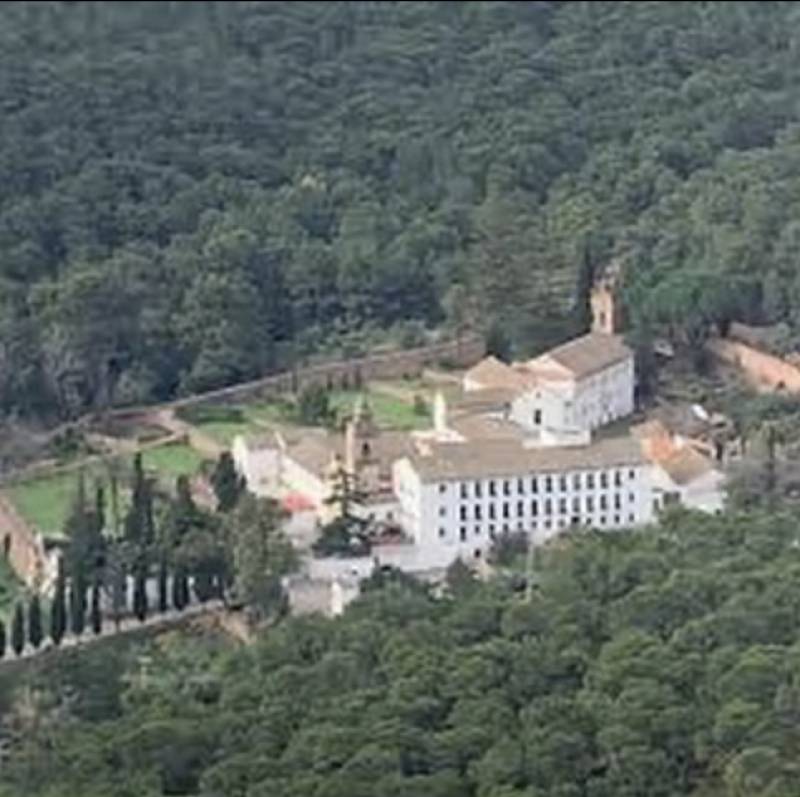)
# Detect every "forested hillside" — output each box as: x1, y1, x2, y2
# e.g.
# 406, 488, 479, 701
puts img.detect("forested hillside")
4, 508, 800, 797
2, 1, 800, 421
